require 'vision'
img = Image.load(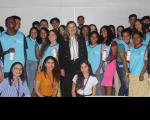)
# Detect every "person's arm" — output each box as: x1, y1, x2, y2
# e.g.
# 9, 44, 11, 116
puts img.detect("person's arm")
0, 48, 14, 57
58, 42, 65, 77
119, 45, 130, 80
92, 85, 97, 96
52, 81, 59, 97
23, 81, 31, 97
34, 80, 44, 97
139, 60, 148, 81
24, 36, 28, 62
34, 73, 44, 97
92, 77, 98, 96
107, 42, 117, 62
80, 37, 88, 60
96, 46, 104, 77
72, 82, 76, 97
35, 42, 41, 60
